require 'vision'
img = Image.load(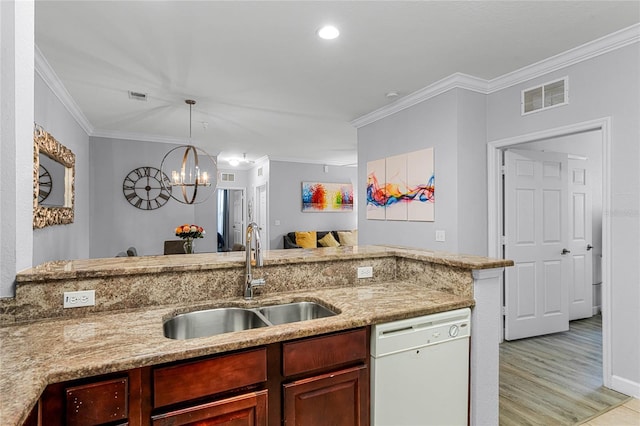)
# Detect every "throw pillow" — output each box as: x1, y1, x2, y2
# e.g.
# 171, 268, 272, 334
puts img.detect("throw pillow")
338, 230, 358, 246
295, 231, 317, 248
318, 232, 340, 248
